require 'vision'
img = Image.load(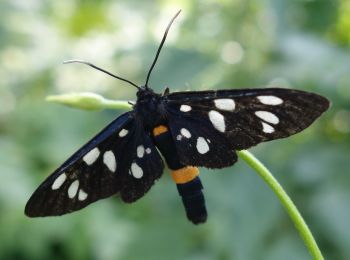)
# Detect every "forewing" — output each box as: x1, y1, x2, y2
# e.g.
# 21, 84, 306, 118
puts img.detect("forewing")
25, 112, 164, 217
165, 88, 329, 168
